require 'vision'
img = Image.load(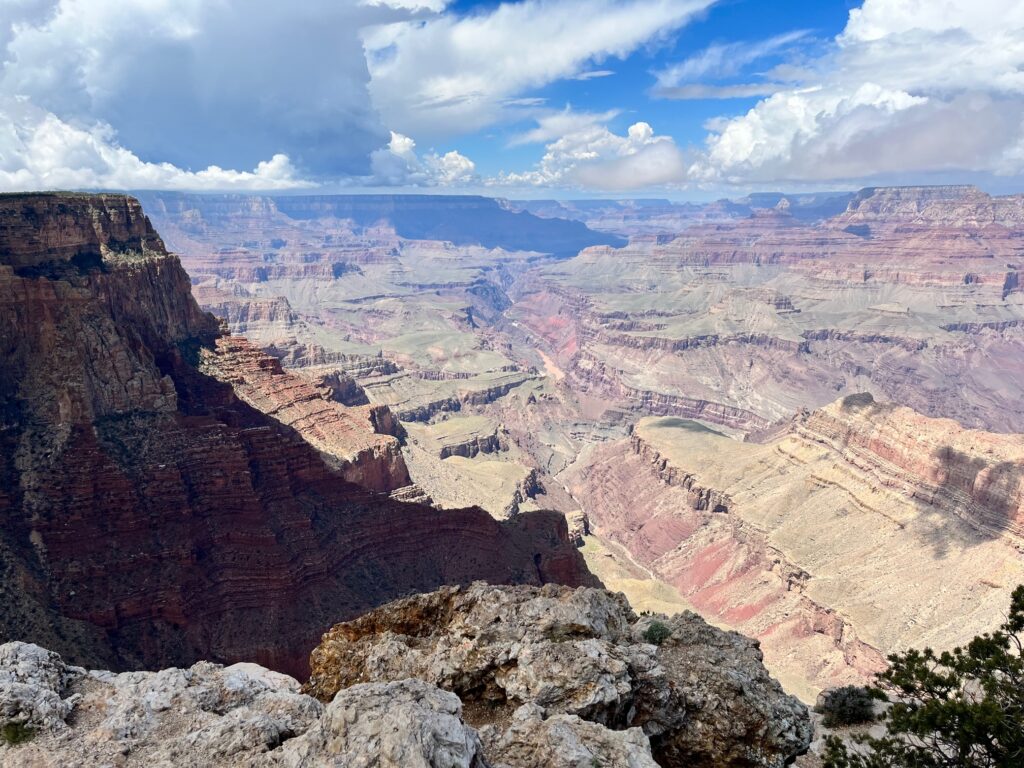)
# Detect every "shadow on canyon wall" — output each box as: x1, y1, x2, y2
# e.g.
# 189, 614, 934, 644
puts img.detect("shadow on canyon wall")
839, 392, 1021, 557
